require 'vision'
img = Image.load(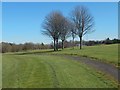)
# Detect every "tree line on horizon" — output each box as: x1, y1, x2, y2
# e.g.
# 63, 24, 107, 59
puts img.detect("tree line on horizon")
42, 5, 94, 51
0, 38, 120, 53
